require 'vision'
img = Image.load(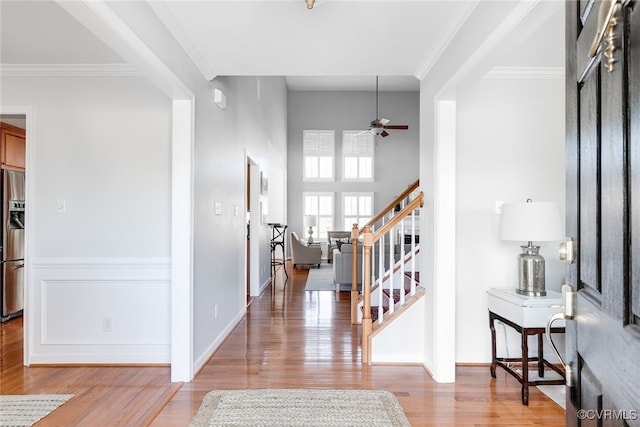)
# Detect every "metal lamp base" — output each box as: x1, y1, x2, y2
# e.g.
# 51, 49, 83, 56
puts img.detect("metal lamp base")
517, 244, 546, 297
